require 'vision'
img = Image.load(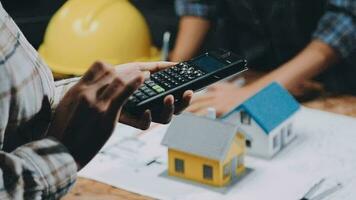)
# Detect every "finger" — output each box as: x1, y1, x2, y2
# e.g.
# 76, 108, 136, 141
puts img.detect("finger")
186, 99, 215, 113
92, 65, 140, 98
196, 108, 209, 116
207, 83, 222, 91
115, 62, 139, 72
138, 61, 177, 73
95, 68, 141, 99
99, 69, 142, 101
174, 90, 193, 115
116, 64, 139, 74
116, 66, 150, 80
105, 73, 145, 118
93, 70, 116, 97
81, 61, 111, 83
191, 93, 215, 104
142, 71, 151, 80
153, 95, 174, 124
119, 110, 152, 130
